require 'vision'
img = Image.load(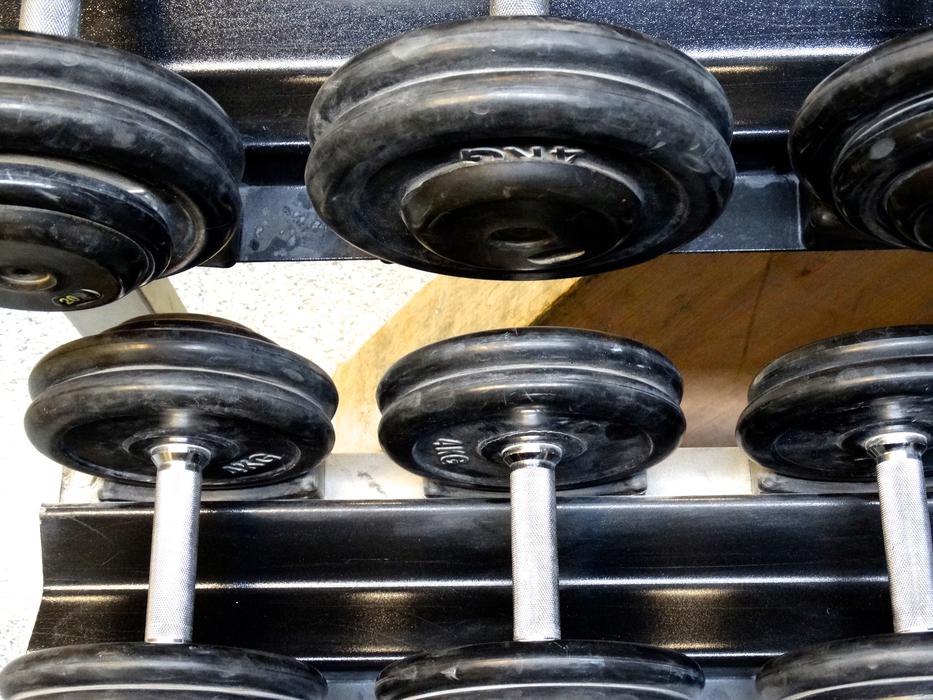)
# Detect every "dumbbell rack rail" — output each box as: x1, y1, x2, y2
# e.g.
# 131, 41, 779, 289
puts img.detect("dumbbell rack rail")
31, 493, 910, 699
1, 0, 927, 262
